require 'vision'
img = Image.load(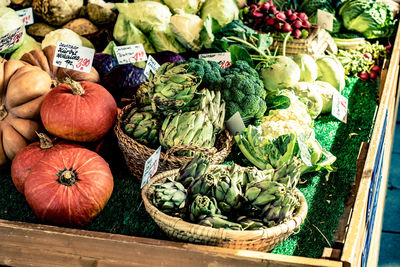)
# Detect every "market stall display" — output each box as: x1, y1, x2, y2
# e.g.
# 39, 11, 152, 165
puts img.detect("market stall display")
0, 0, 399, 266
